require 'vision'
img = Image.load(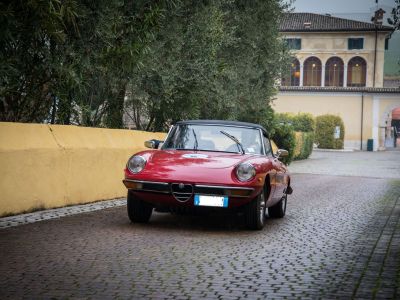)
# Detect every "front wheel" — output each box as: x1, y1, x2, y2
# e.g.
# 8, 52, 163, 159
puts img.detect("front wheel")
245, 188, 266, 230
268, 194, 287, 218
127, 190, 153, 223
